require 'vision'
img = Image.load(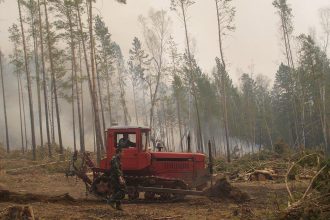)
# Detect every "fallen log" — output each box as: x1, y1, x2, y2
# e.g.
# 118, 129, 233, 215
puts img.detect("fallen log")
248, 169, 275, 181
0, 190, 76, 204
